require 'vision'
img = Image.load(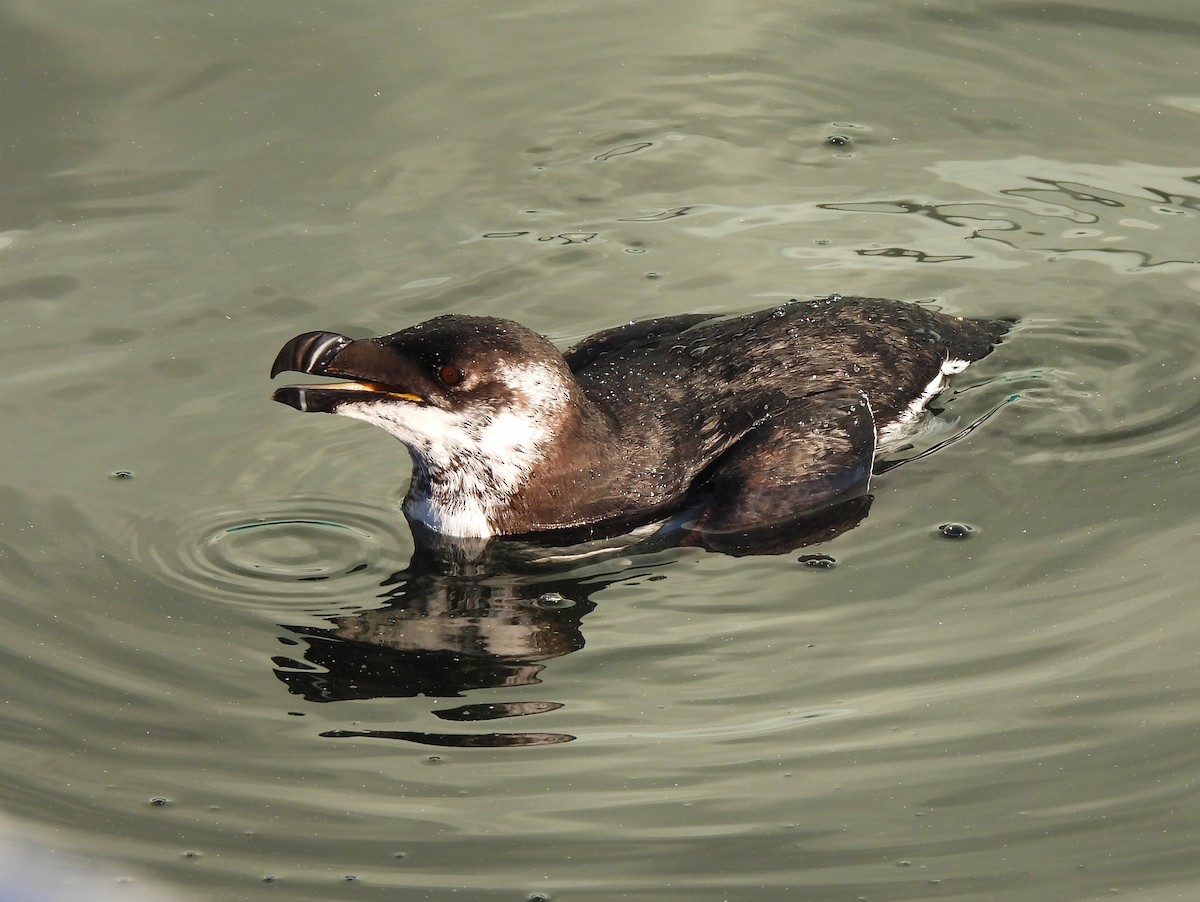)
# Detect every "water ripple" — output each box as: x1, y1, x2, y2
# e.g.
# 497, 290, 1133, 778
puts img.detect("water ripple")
1002, 302, 1200, 463
134, 497, 411, 615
